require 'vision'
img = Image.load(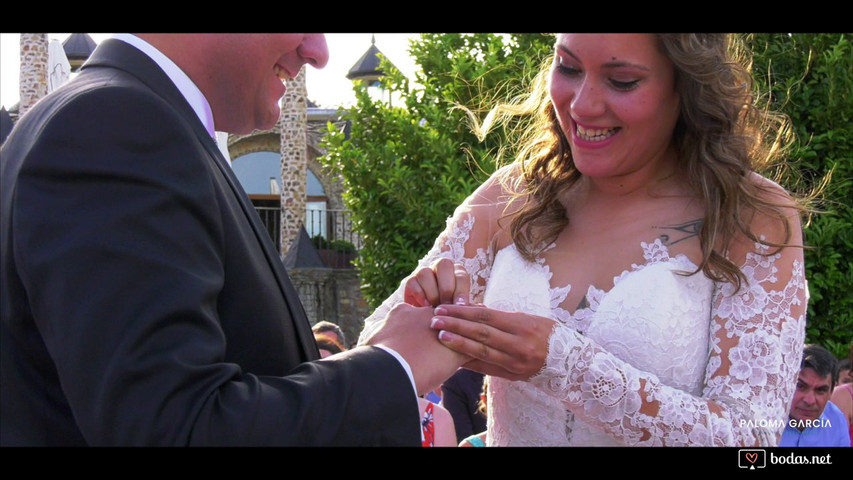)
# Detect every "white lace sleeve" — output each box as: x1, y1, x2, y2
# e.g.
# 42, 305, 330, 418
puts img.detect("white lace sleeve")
357, 174, 509, 346
530, 239, 807, 446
